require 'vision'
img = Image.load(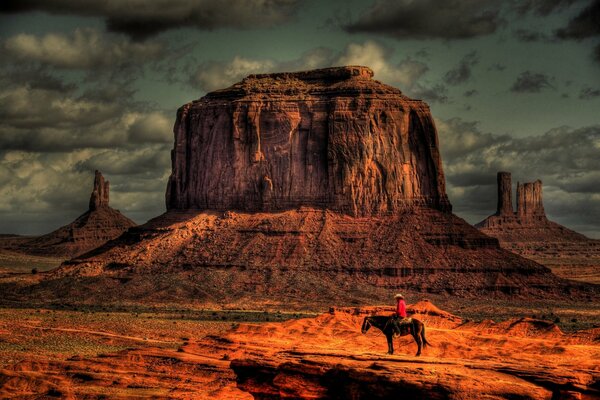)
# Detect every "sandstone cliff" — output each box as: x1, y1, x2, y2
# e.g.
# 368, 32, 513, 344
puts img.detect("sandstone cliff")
166, 66, 451, 216
11, 171, 136, 258
477, 172, 600, 283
